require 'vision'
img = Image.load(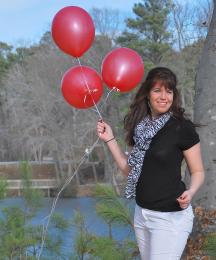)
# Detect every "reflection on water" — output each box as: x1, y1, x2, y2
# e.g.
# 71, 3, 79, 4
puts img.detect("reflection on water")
0, 197, 136, 257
